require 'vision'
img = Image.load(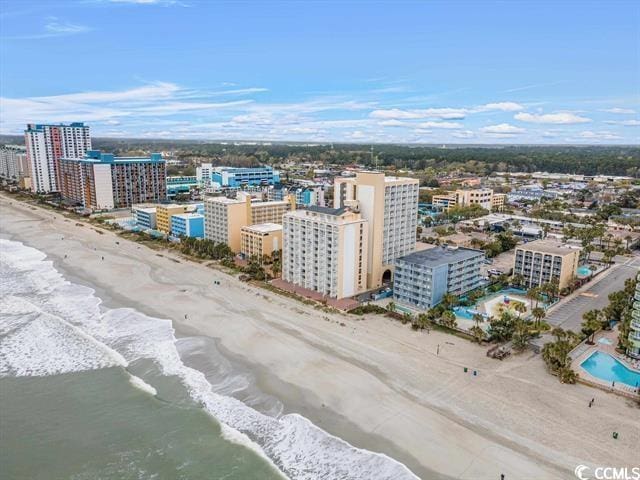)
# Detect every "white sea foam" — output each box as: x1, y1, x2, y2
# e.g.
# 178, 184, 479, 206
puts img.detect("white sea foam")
0, 239, 419, 480
128, 374, 158, 396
